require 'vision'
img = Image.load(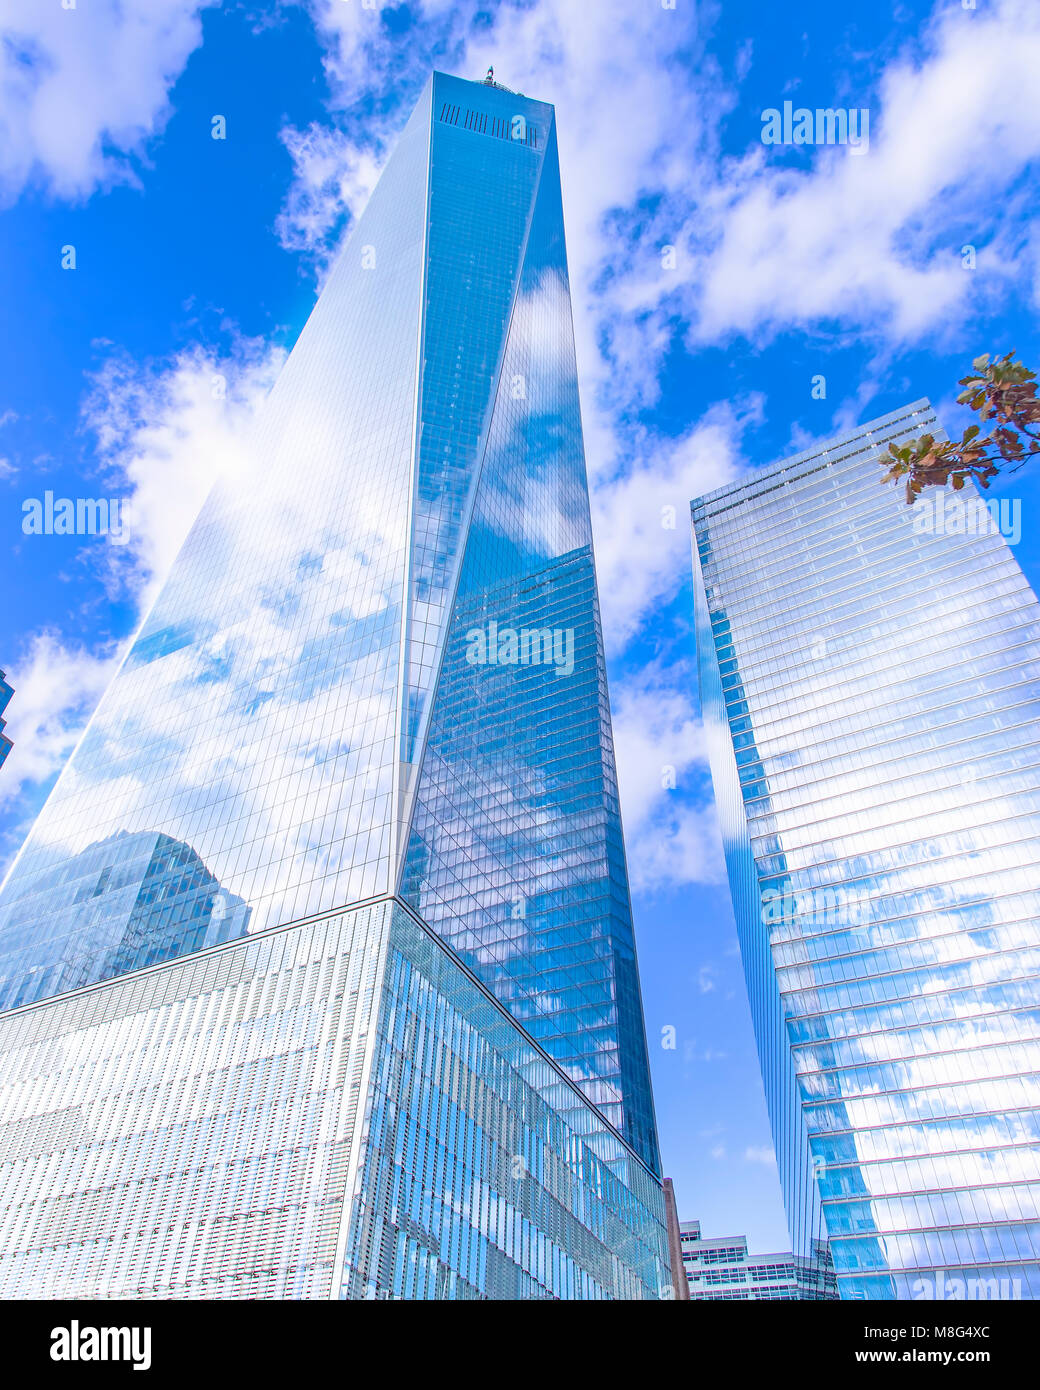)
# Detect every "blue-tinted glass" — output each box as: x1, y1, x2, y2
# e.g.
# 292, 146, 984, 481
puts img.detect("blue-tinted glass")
0, 82, 434, 1007
400, 108, 659, 1172
342, 904, 666, 1300
0, 672, 12, 770
693, 401, 1040, 1299
402, 76, 549, 766
0, 72, 667, 1298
